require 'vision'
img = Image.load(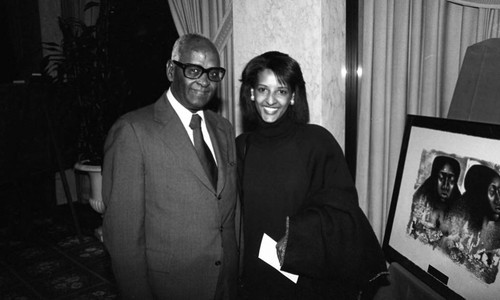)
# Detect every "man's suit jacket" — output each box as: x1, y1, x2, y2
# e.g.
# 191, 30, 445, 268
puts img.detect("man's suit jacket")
102, 92, 239, 299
